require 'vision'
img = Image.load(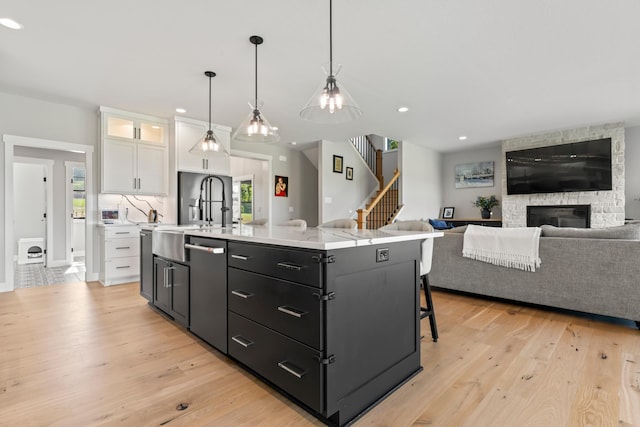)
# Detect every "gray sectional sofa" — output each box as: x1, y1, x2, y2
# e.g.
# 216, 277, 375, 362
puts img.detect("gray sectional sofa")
429, 224, 640, 327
